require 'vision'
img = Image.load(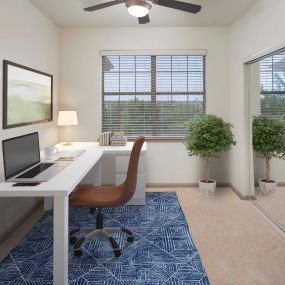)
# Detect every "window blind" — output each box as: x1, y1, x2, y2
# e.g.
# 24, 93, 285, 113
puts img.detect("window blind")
260, 51, 285, 119
102, 54, 206, 138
